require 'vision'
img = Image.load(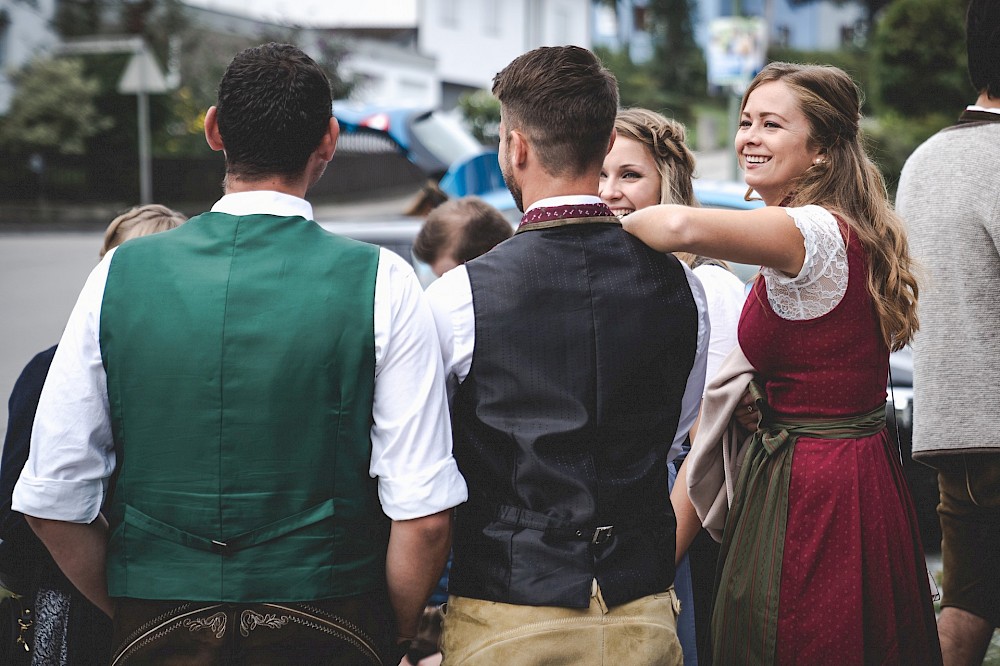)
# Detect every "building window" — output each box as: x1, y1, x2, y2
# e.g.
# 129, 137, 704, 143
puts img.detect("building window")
775, 25, 790, 48
841, 19, 867, 48
633, 5, 647, 31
